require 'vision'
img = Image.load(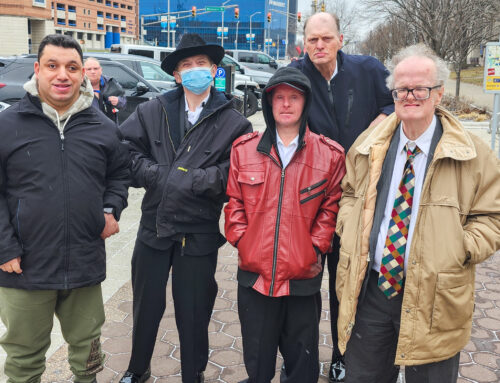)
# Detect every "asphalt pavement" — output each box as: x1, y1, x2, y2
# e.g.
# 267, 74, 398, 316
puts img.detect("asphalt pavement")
0, 111, 499, 383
